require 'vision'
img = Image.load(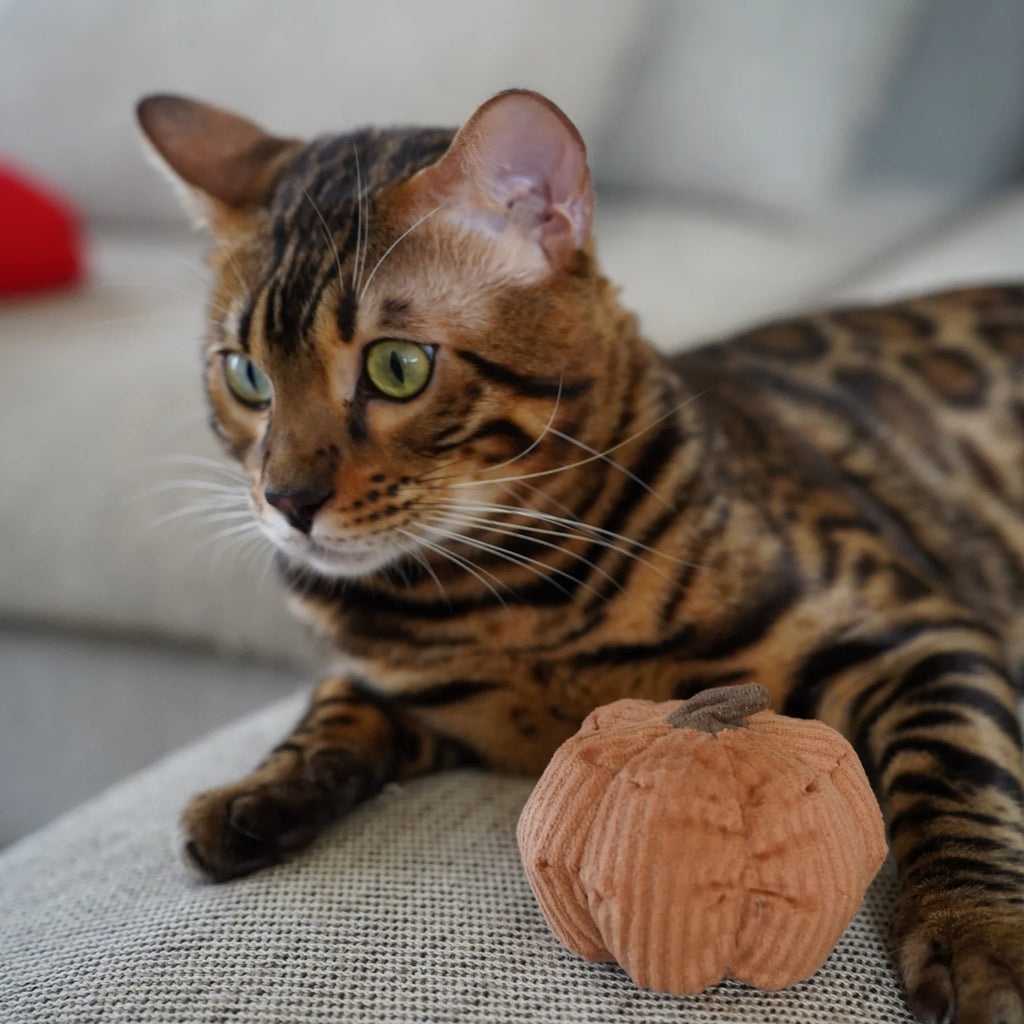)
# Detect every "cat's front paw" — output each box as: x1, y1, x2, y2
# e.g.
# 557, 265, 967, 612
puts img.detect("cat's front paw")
181, 750, 371, 881
898, 900, 1024, 1024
